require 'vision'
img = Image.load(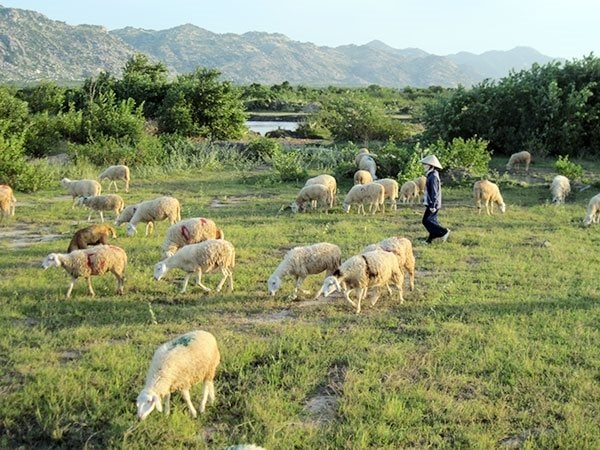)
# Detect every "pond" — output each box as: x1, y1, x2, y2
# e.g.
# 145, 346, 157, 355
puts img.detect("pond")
245, 120, 299, 136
